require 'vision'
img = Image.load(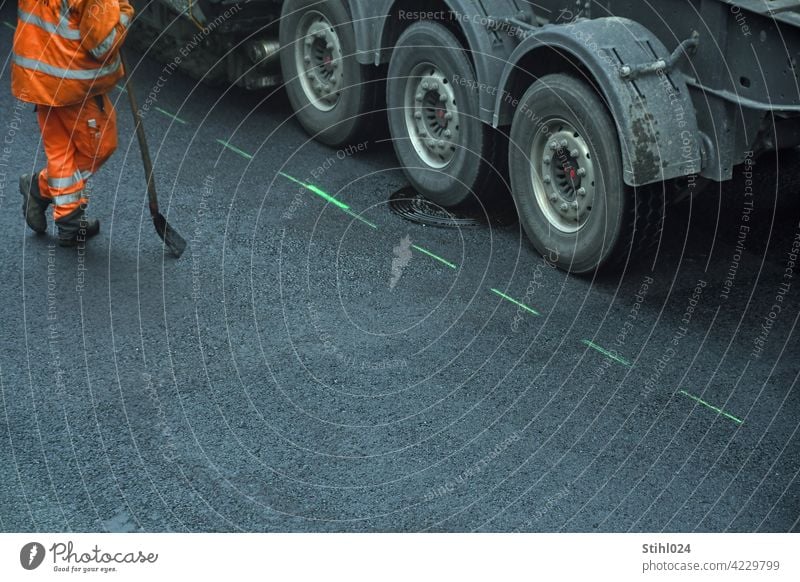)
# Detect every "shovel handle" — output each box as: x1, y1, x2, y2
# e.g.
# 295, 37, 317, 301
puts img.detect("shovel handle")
120, 52, 159, 218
